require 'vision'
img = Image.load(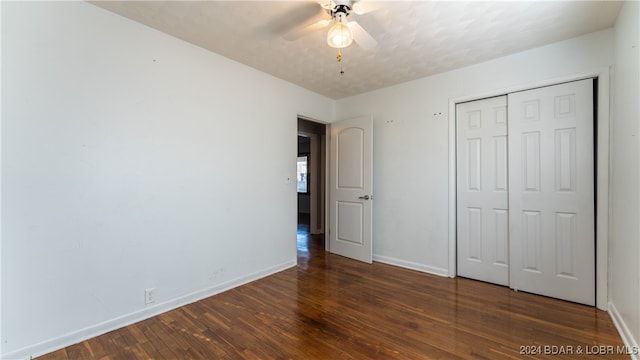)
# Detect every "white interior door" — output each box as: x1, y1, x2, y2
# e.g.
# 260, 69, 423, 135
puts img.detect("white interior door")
508, 79, 595, 305
456, 96, 509, 286
329, 116, 373, 263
